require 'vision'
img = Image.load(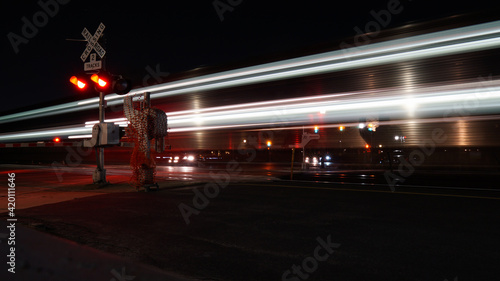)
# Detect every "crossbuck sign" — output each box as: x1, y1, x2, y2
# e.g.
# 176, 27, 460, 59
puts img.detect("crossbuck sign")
80, 23, 106, 70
